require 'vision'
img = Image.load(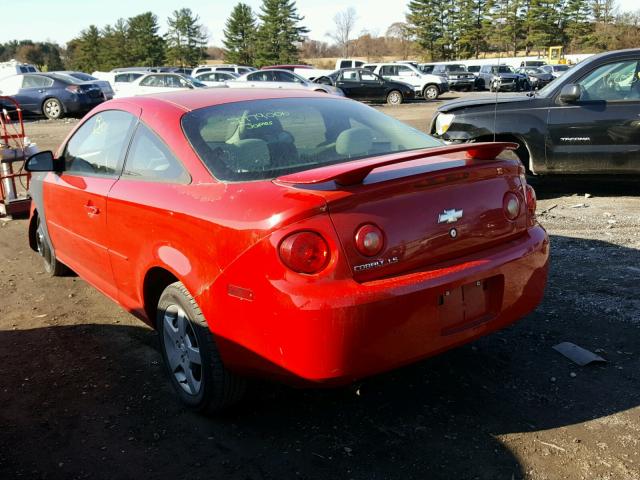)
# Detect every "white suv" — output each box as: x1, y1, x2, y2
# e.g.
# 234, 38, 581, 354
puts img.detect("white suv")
192, 64, 256, 76
363, 62, 449, 100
